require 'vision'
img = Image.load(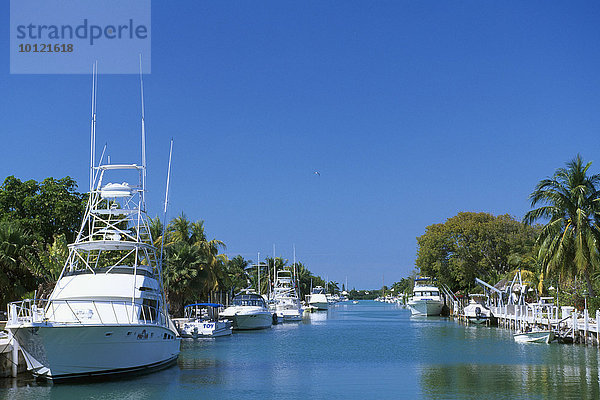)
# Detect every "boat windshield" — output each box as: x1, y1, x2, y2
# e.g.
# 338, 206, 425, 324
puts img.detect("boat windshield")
414, 291, 439, 297
63, 265, 155, 278
233, 295, 265, 307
